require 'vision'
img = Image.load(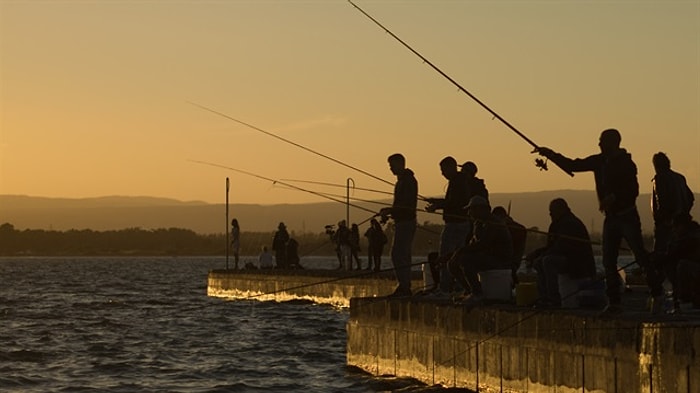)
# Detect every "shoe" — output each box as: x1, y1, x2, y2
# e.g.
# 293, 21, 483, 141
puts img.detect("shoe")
598, 303, 623, 317
458, 294, 483, 309
387, 287, 412, 298
451, 289, 468, 302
